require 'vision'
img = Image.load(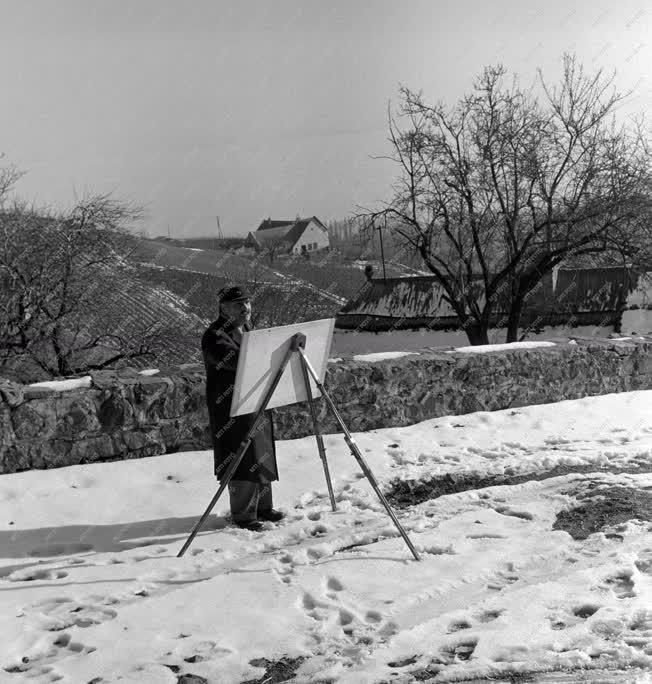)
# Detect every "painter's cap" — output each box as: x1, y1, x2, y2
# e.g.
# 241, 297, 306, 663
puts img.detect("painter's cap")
219, 285, 252, 302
